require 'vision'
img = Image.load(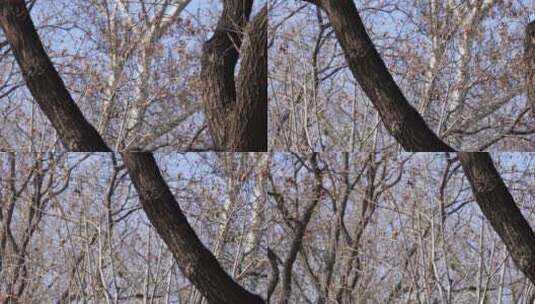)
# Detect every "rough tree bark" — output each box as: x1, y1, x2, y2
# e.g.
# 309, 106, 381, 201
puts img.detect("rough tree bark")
201, 1, 267, 152
121, 152, 265, 304
526, 21, 535, 118
458, 153, 535, 283
0, 0, 110, 151
0, 1, 266, 302
306, 0, 453, 151
304, 0, 535, 284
